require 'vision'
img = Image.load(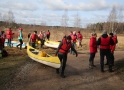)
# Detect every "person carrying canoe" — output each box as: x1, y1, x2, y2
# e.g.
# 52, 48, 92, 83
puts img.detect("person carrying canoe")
55, 35, 78, 78
16, 28, 23, 50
